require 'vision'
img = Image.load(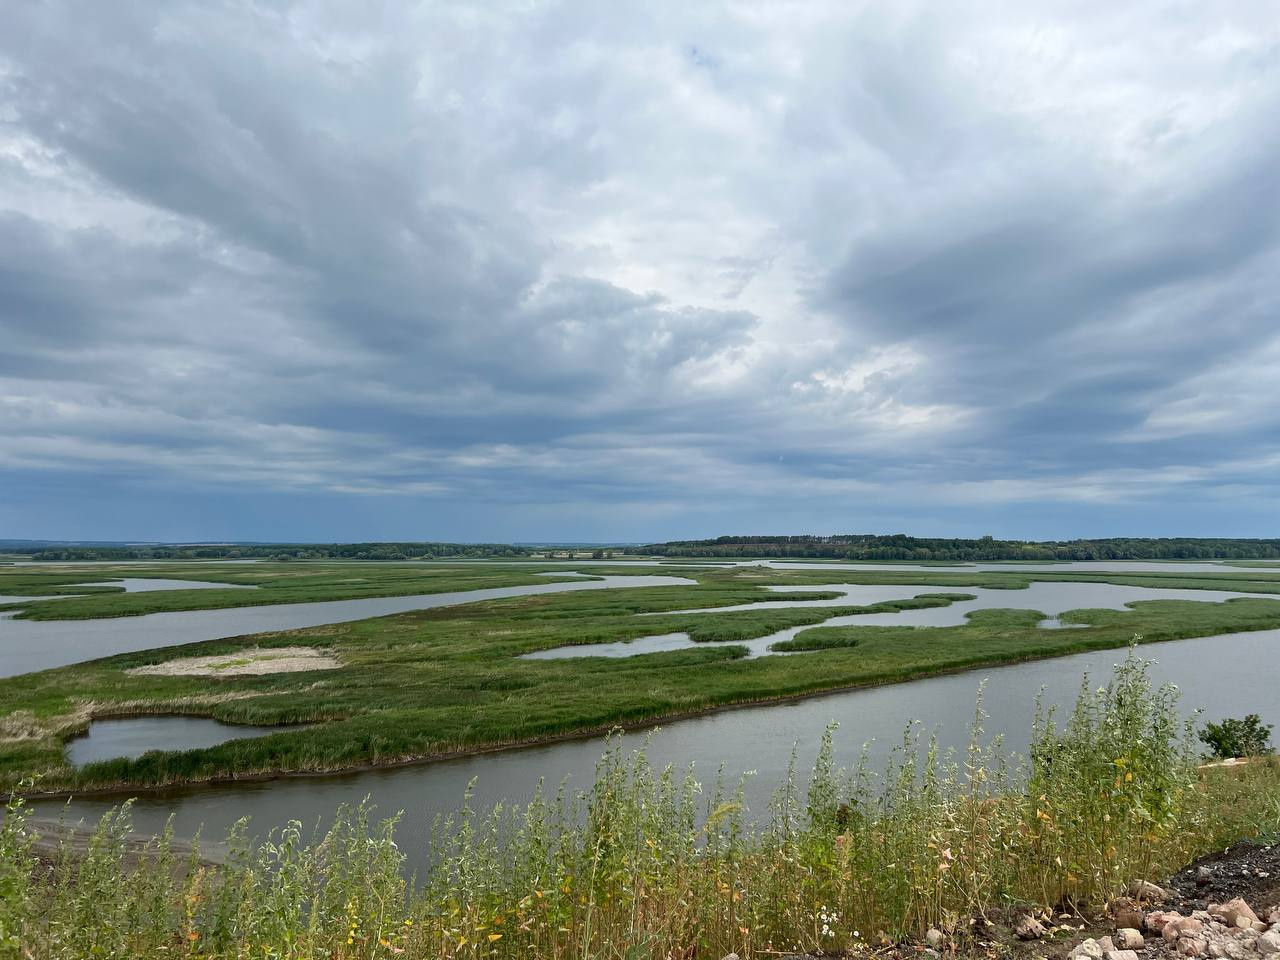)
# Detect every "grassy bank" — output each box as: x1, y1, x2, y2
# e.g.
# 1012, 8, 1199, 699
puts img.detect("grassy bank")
5, 653, 1280, 959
